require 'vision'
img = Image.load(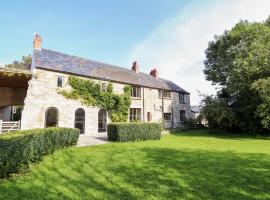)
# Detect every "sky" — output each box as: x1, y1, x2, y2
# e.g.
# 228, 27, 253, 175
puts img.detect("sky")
1, 0, 270, 105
